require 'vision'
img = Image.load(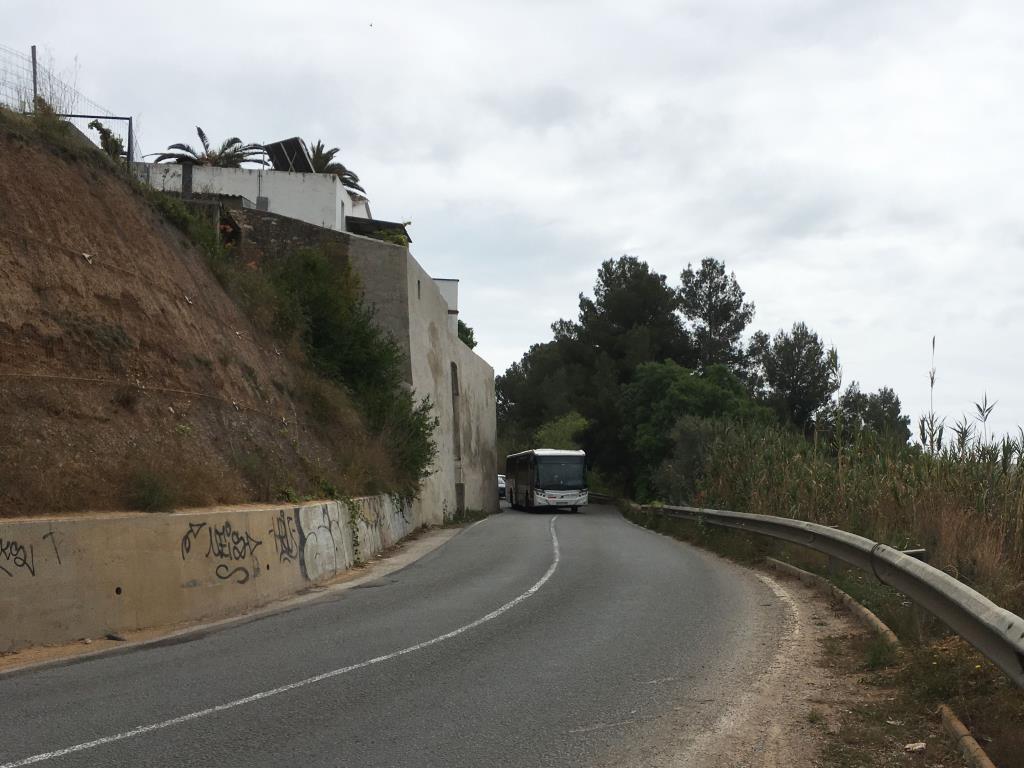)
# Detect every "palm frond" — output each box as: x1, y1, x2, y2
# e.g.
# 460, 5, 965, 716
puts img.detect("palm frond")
196, 126, 210, 154
151, 151, 196, 164
165, 143, 199, 155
